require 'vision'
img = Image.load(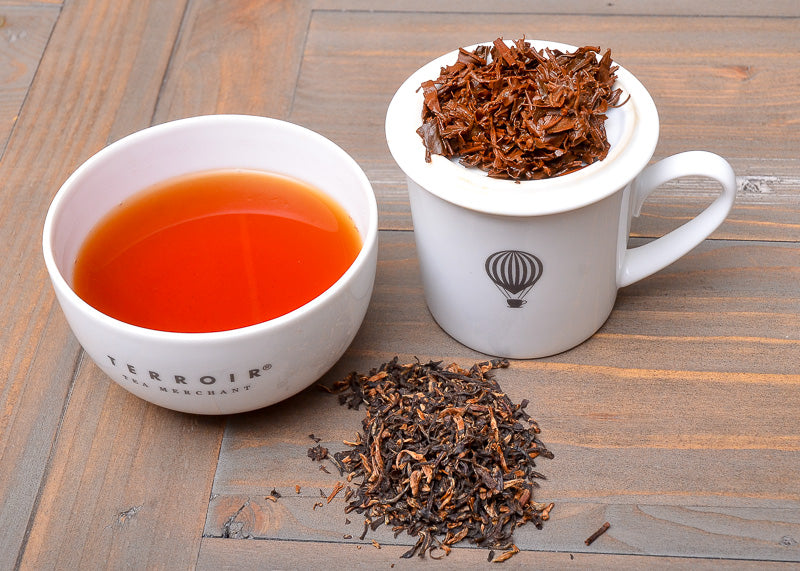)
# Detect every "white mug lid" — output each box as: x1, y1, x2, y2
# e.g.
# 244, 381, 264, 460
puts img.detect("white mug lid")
385, 39, 660, 216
